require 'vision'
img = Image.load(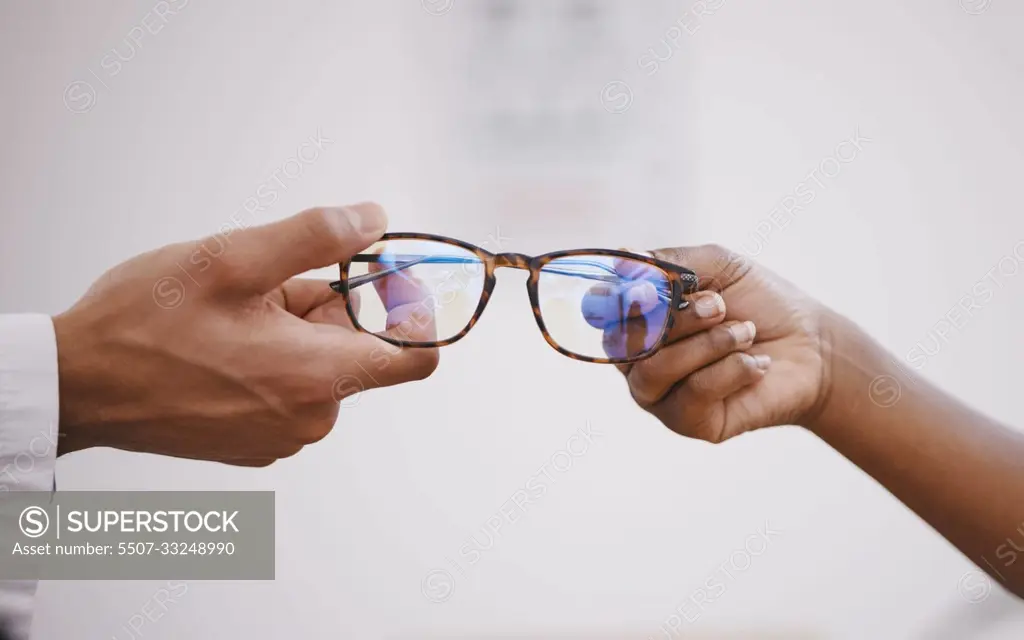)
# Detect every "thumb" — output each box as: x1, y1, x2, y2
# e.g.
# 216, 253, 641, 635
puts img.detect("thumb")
206, 203, 388, 294
649, 243, 750, 294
